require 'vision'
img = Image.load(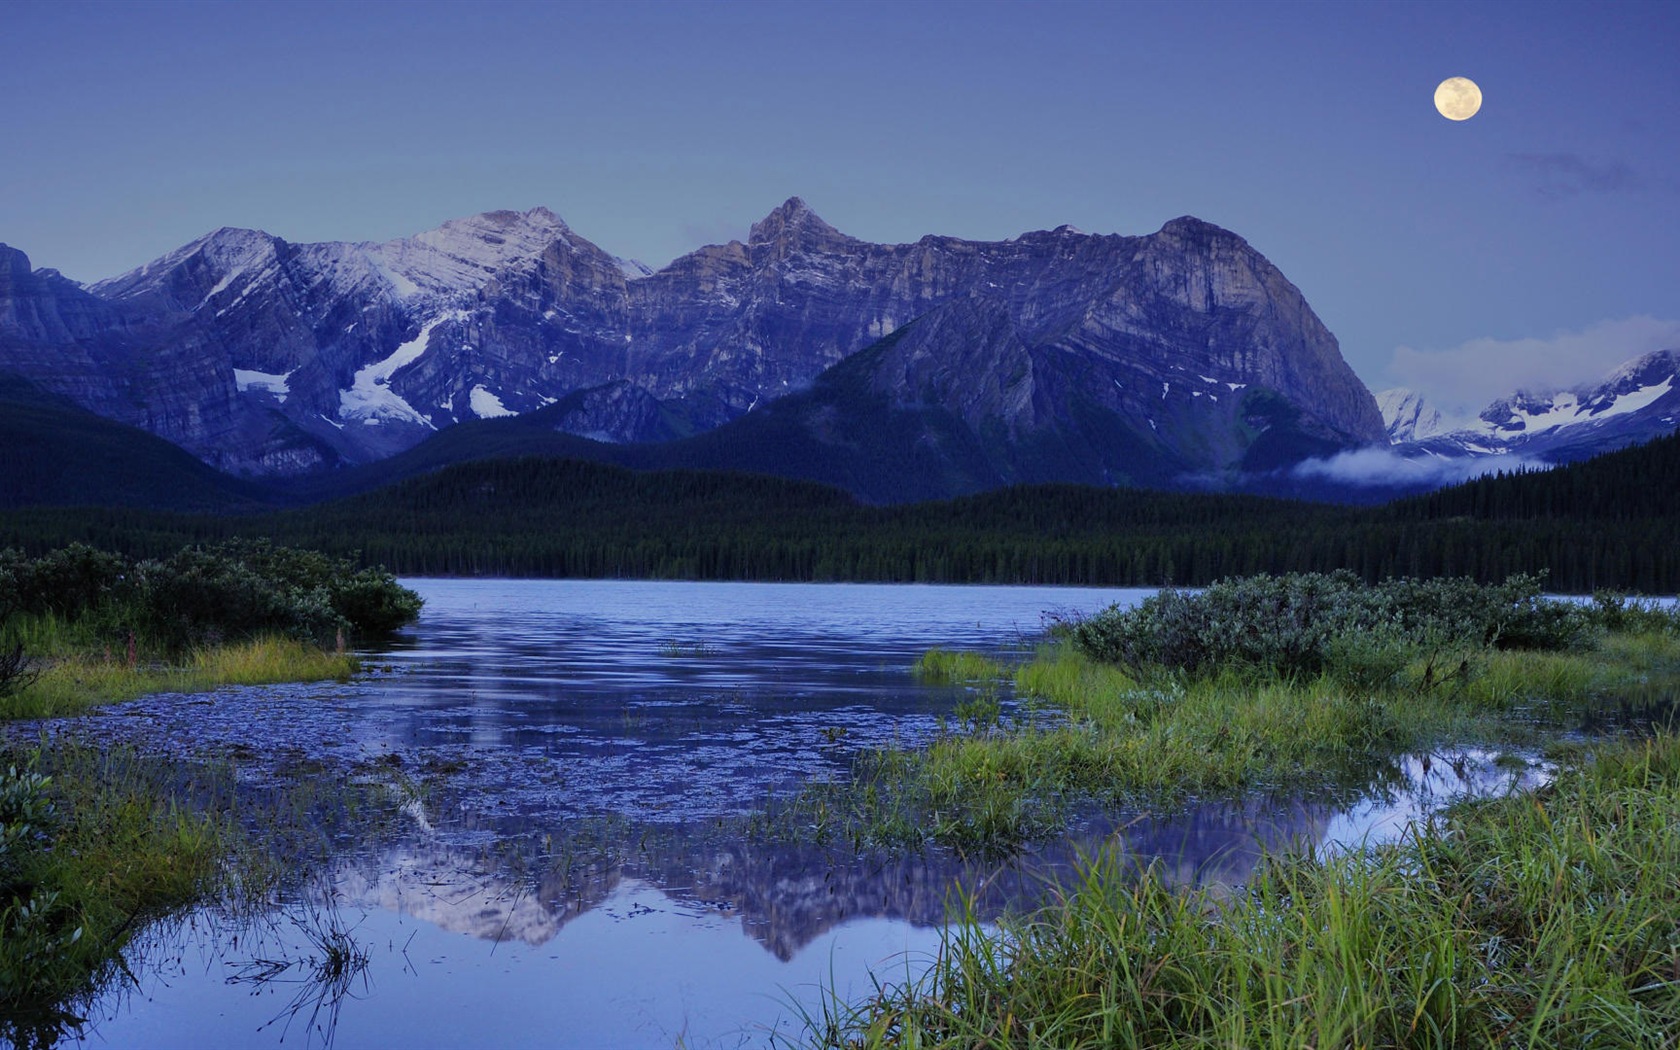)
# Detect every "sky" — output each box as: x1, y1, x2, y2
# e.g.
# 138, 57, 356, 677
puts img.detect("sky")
3, 0, 1677, 419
